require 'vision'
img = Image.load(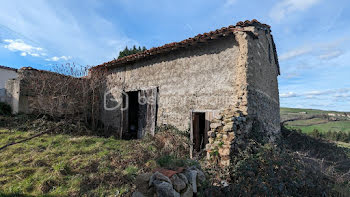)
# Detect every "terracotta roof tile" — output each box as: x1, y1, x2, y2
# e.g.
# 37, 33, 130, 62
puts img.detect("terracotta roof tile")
93, 19, 273, 70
